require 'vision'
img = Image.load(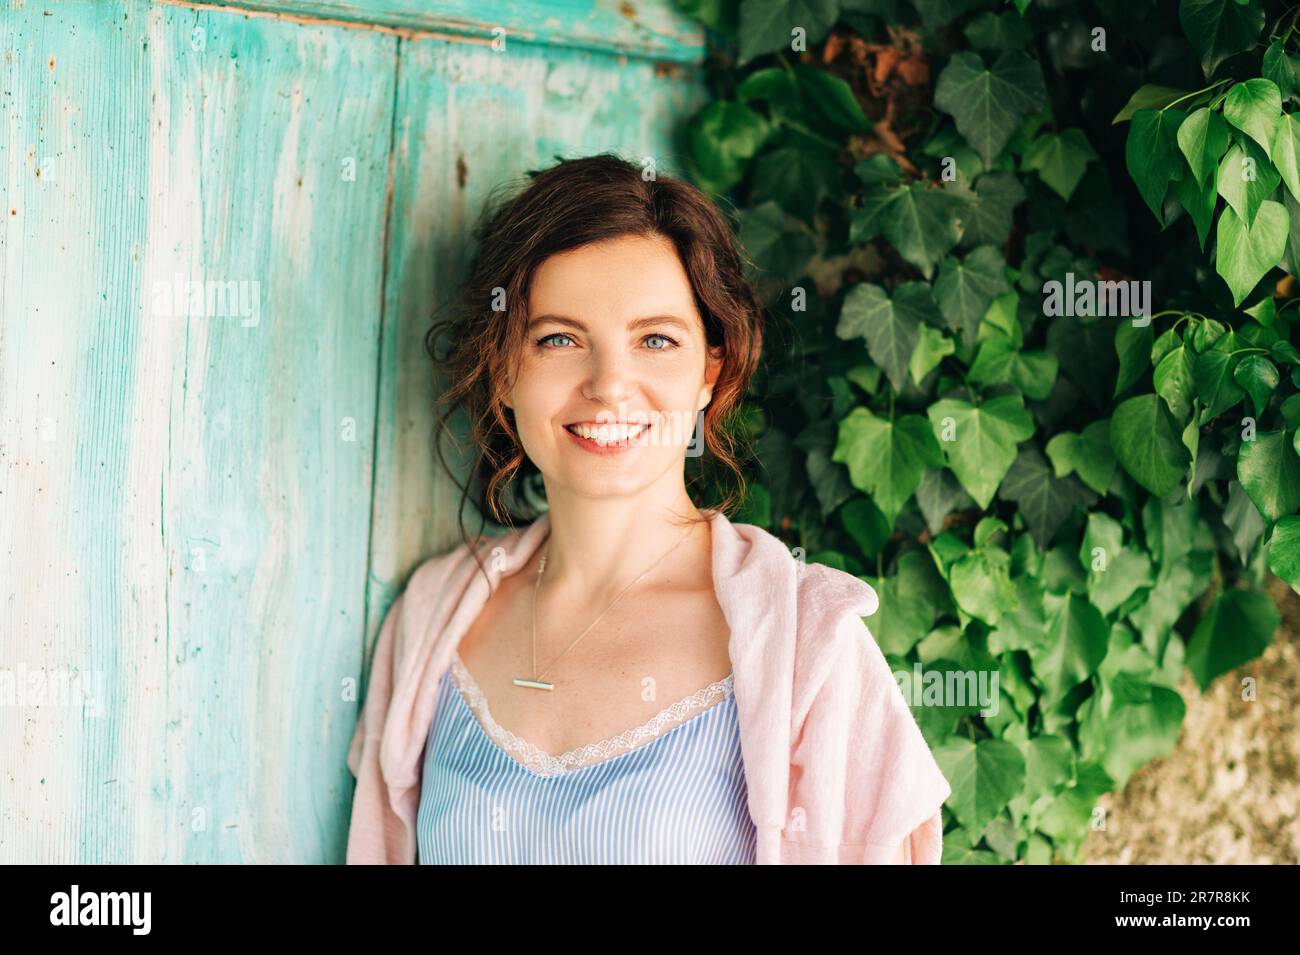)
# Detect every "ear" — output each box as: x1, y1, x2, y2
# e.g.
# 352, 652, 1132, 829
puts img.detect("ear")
698, 345, 724, 410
